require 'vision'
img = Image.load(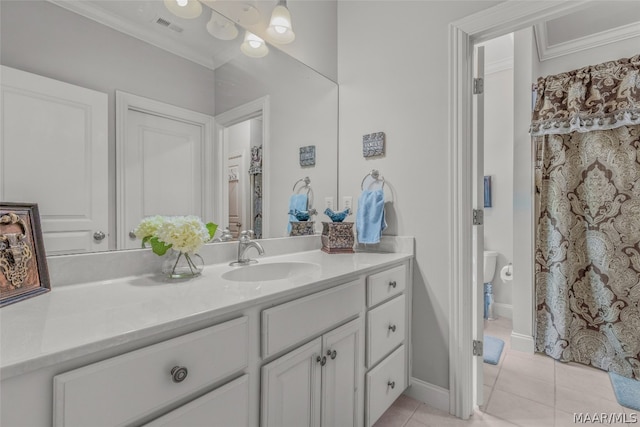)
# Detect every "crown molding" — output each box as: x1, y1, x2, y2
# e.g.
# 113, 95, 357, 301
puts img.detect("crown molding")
47, 0, 216, 71
534, 20, 640, 62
